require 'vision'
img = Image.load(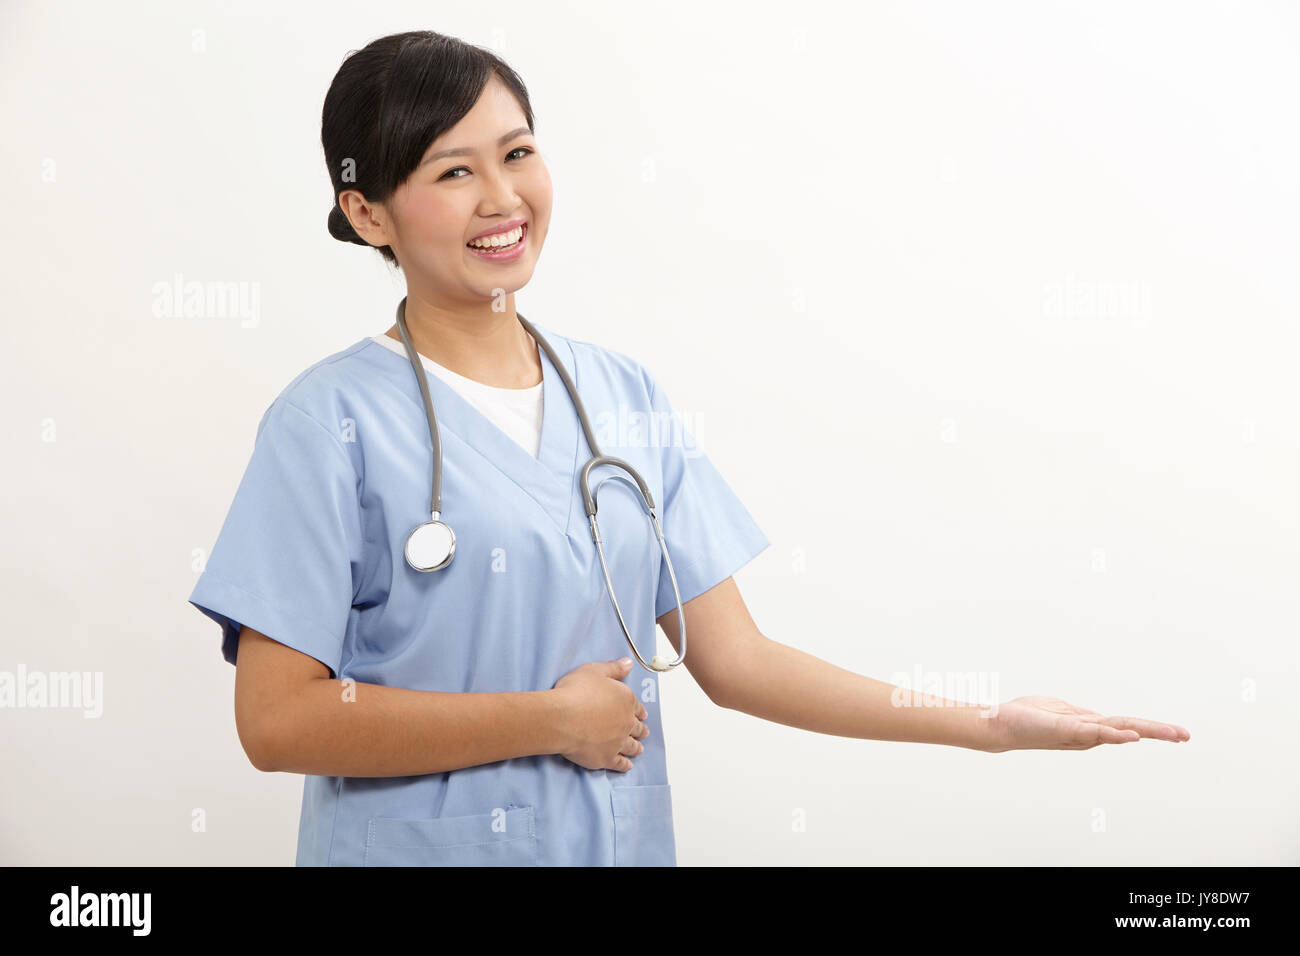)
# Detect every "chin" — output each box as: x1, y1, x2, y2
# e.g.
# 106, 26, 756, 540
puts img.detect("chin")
475, 273, 534, 298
